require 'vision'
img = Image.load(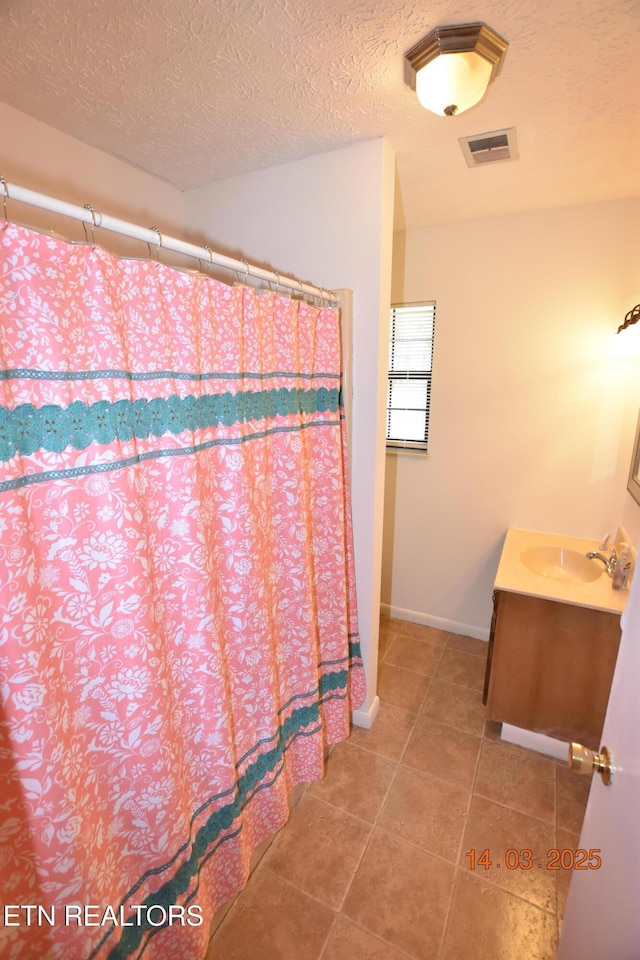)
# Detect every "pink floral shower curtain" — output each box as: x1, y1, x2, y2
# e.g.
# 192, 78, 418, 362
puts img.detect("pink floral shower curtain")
0, 223, 365, 960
